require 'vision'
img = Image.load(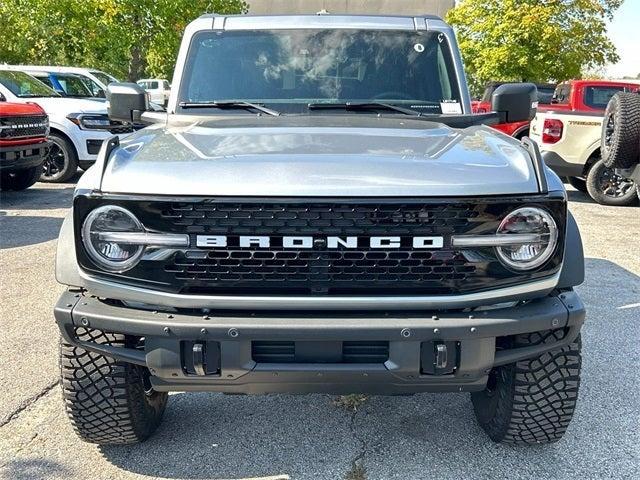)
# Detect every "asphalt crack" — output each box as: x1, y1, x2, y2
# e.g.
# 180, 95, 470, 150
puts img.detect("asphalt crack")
0, 380, 59, 428
342, 398, 369, 480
